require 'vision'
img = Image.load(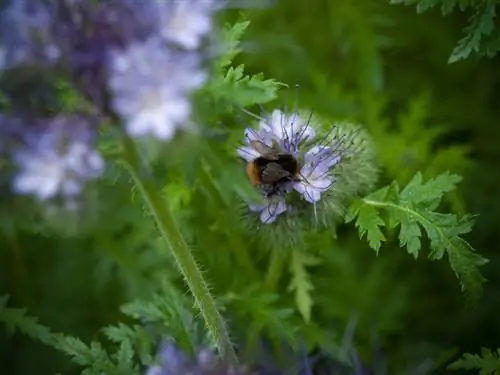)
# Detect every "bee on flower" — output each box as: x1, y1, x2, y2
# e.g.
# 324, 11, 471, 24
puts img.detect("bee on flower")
237, 108, 377, 225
